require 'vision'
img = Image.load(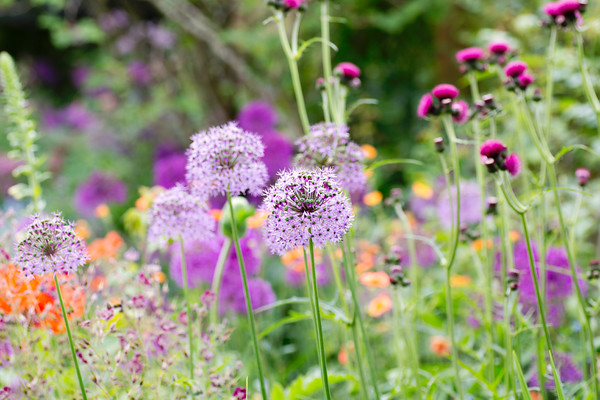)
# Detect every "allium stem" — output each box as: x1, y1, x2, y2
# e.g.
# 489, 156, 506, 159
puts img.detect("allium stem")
209, 237, 232, 325
341, 239, 381, 400
575, 30, 600, 136
54, 274, 87, 400
307, 238, 333, 400
440, 115, 465, 400
178, 235, 195, 381
394, 203, 420, 322
227, 193, 268, 399
275, 11, 310, 135
394, 288, 422, 399
547, 164, 599, 398
303, 247, 323, 362
503, 293, 516, 398
320, 1, 340, 125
